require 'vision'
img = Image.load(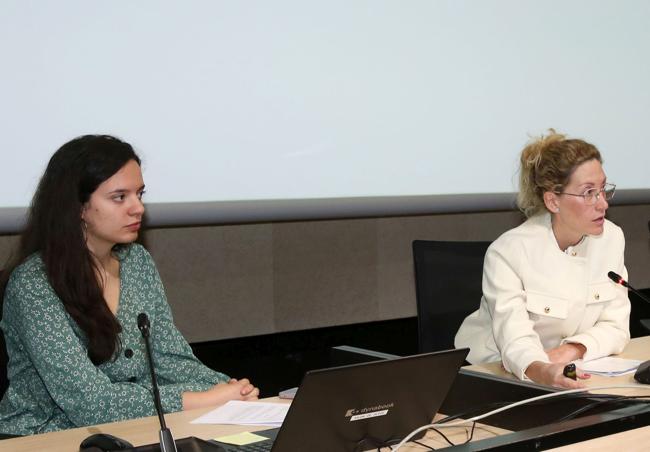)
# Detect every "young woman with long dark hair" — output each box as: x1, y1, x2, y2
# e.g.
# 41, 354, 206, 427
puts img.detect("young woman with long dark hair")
0, 135, 258, 435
